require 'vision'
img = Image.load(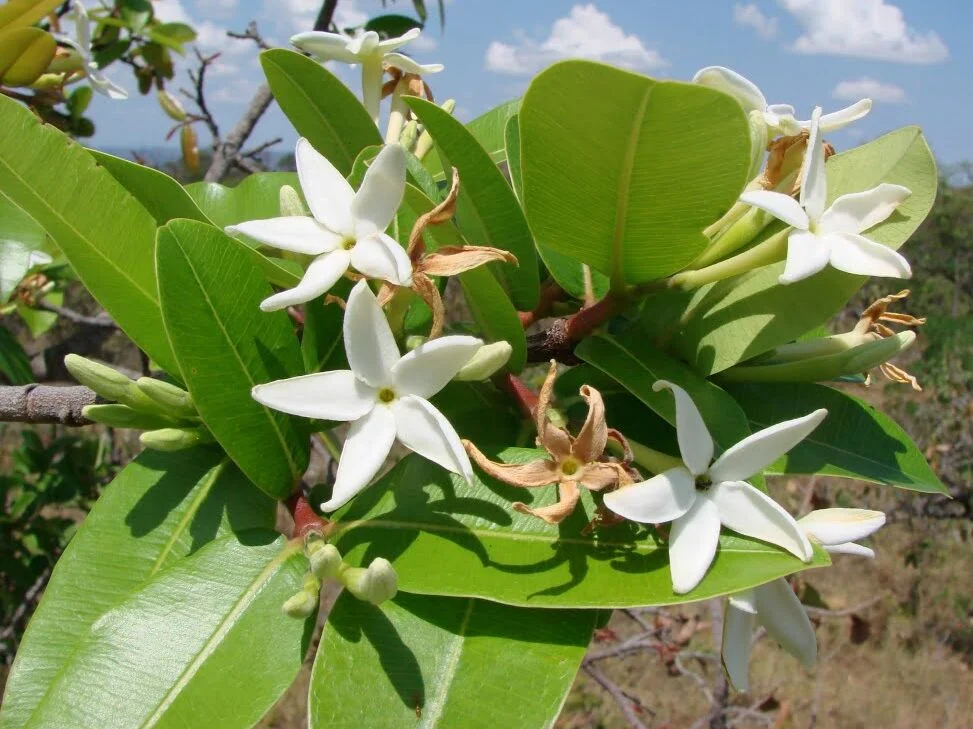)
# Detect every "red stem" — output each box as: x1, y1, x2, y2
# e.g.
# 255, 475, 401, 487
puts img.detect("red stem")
498, 372, 538, 419
287, 492, 327, 540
